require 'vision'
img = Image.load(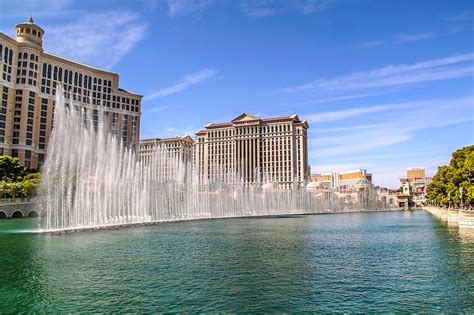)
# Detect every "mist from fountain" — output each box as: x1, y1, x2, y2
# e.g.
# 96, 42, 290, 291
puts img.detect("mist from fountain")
39, 92, 393, 232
